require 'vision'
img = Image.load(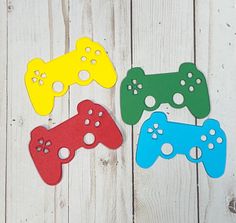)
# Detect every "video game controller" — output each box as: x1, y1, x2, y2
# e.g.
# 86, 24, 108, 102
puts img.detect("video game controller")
120, 63, 210, 125
29, 100, 123, 185
136, 112, 226, 178
25, 37, 117, 115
